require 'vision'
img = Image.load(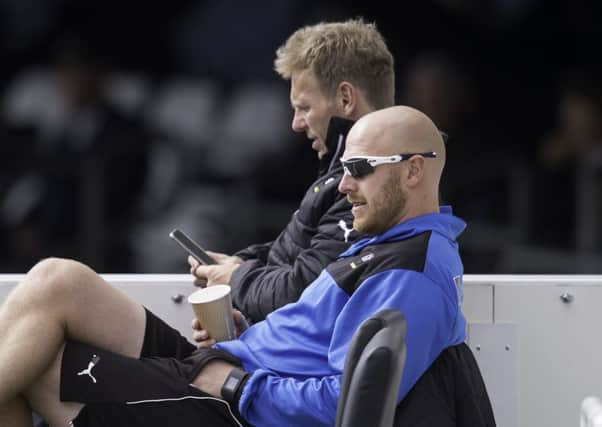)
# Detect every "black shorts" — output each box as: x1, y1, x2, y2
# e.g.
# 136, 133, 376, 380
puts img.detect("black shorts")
60, 309, 251, 427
